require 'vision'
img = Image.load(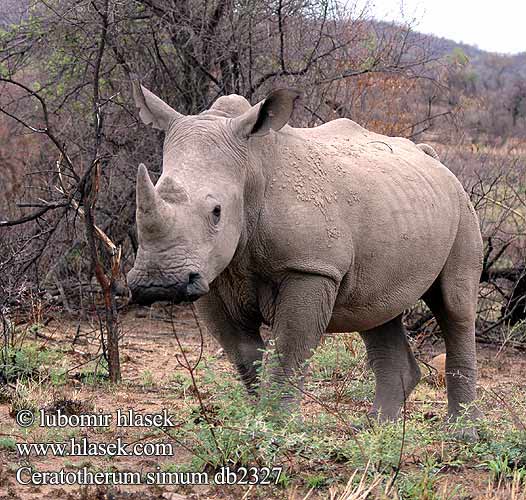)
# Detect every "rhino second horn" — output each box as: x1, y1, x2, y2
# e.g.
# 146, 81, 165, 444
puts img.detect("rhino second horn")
136, 163, 158, 214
